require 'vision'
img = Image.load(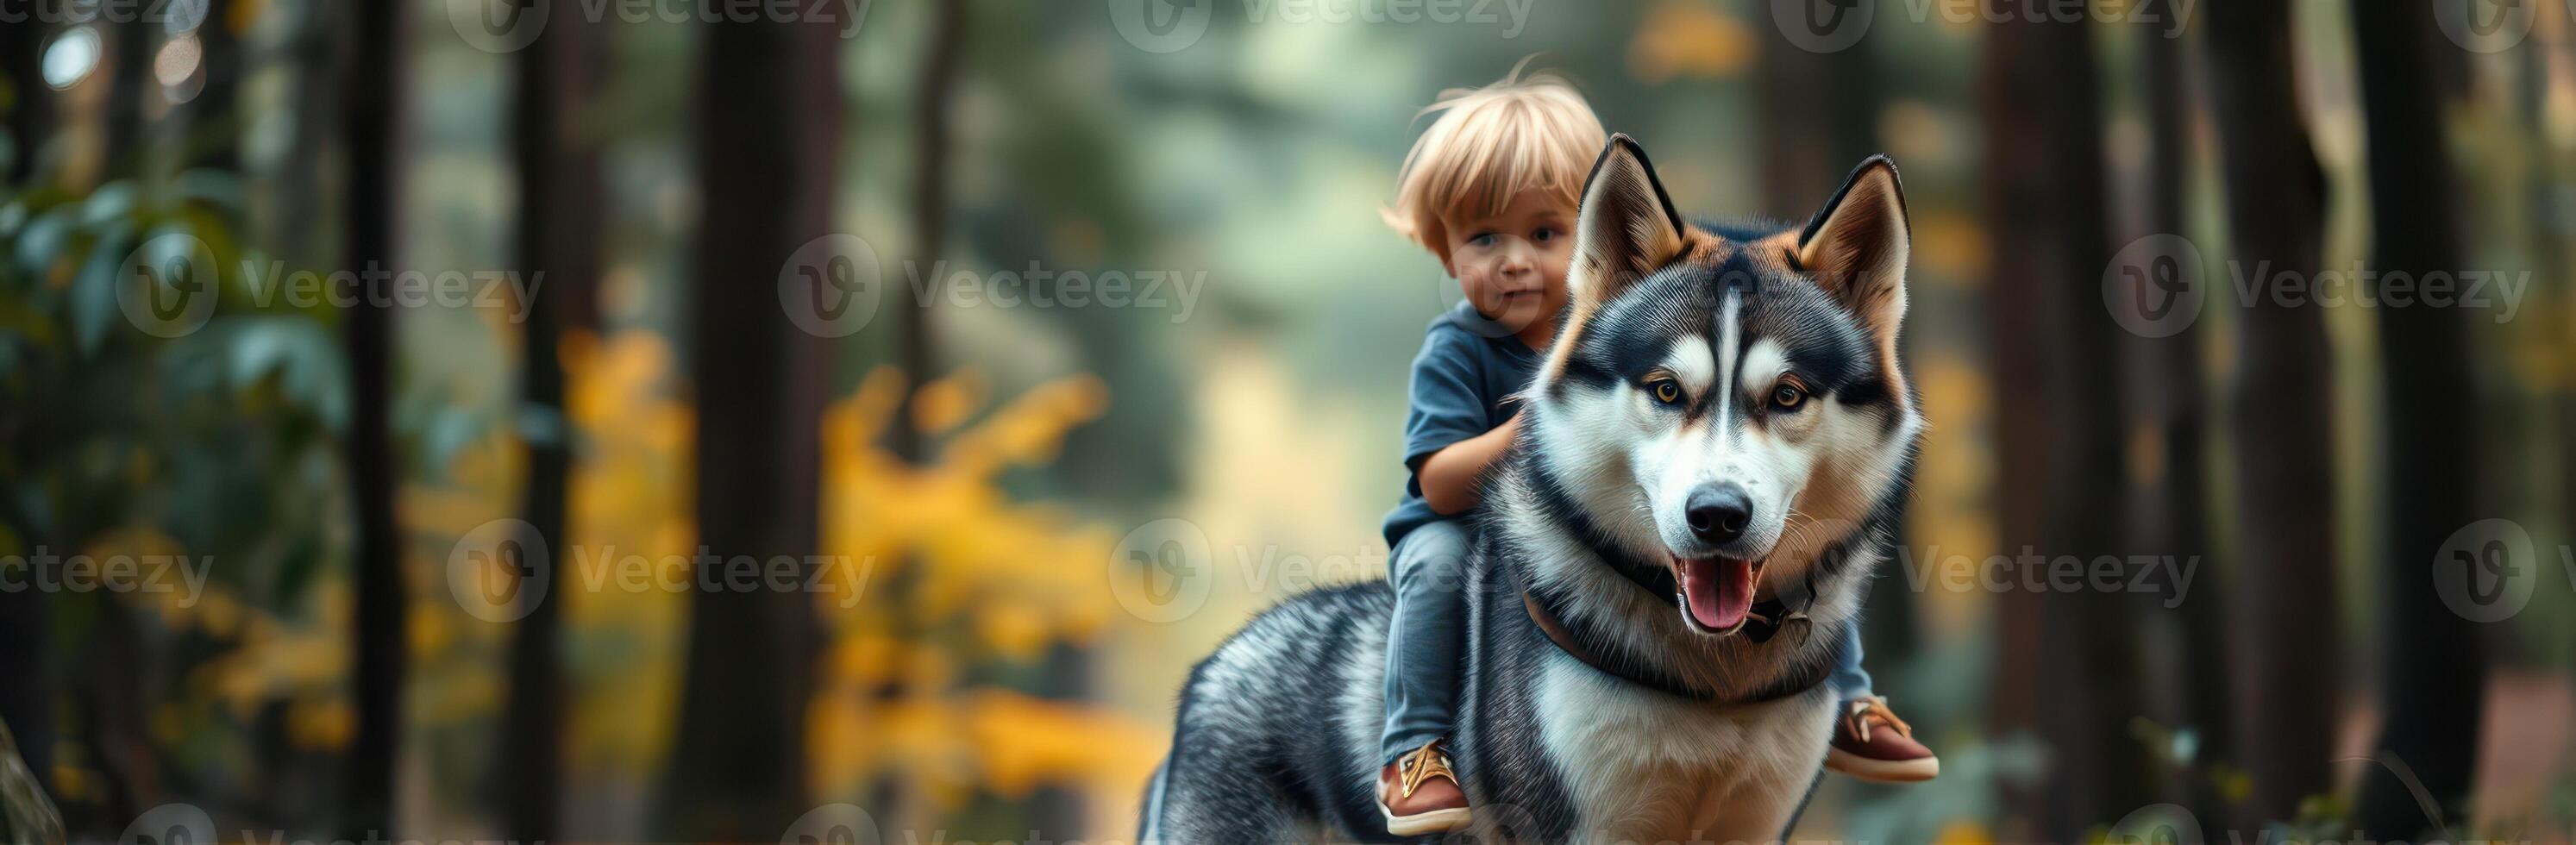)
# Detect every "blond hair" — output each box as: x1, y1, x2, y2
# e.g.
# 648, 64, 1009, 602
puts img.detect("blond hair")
1382, 62, 1608, 263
